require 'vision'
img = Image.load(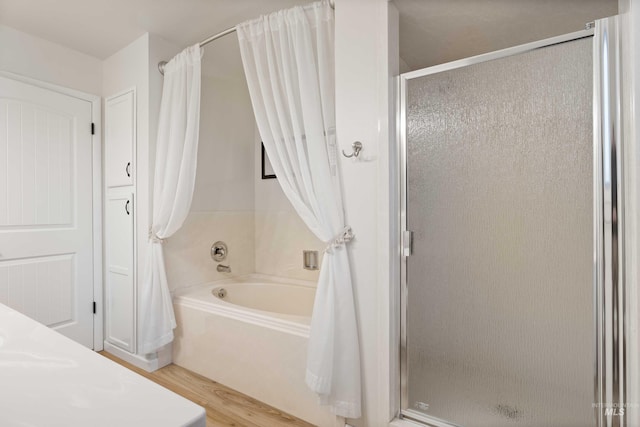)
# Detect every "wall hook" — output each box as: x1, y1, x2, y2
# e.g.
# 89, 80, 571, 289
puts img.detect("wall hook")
342, 141, 363, 158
